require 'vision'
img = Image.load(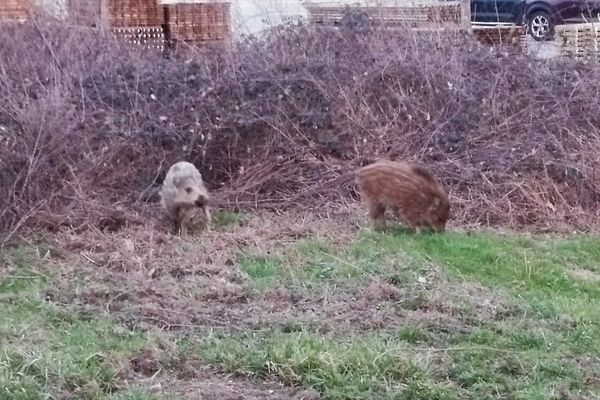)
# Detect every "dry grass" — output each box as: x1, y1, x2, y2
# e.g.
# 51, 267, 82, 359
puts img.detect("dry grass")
31, 206, 519, 339
3, 207, 600, 399
39, 208, 359, 331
